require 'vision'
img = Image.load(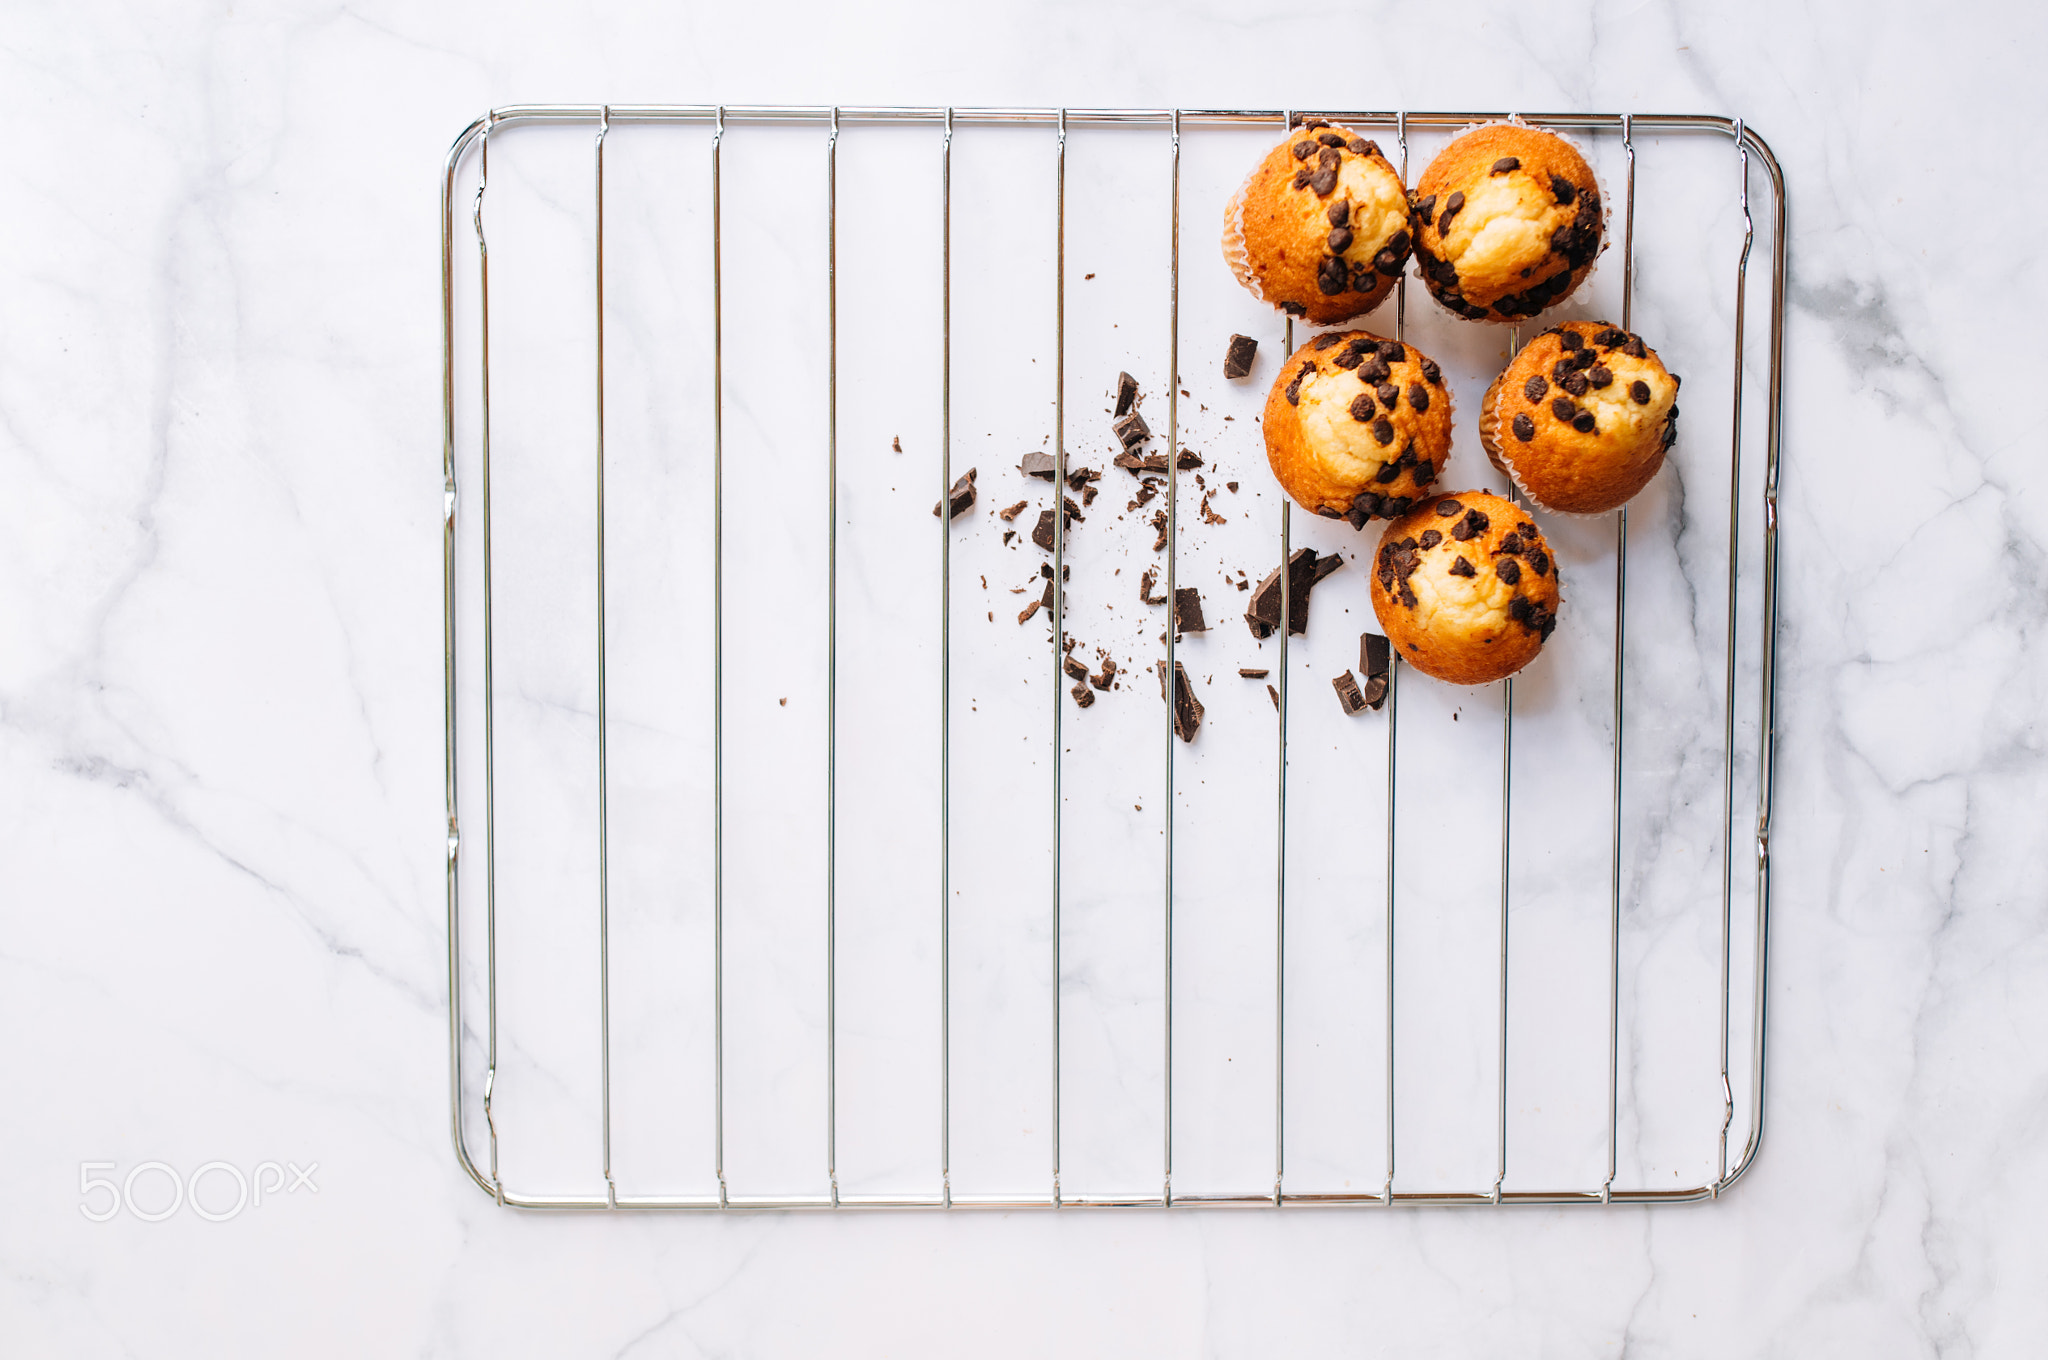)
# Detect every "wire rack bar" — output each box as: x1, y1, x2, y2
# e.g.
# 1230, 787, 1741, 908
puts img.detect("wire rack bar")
441, 105, 1786, 1212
